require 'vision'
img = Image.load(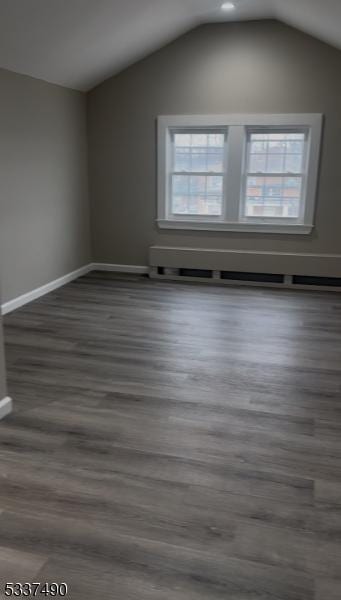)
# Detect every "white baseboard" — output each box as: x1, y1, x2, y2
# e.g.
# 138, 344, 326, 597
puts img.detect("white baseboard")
2, 249, 341, 316
1, 263, 150, 315
1, 264, 92, 315
0, 397, 12, 420
90, 263, 149, 274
